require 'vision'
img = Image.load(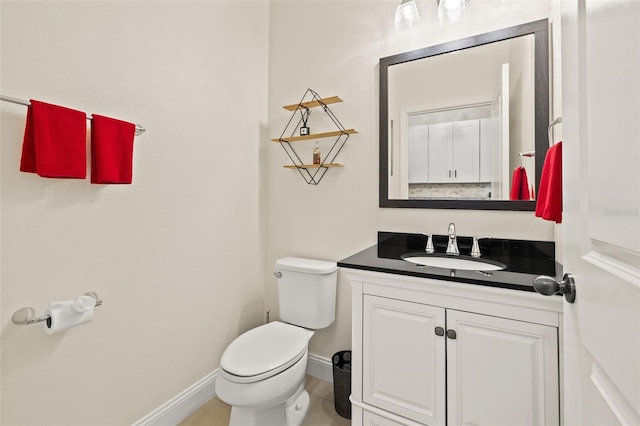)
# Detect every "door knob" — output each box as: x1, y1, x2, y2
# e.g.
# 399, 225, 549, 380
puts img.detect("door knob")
533, 273, 576, 303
